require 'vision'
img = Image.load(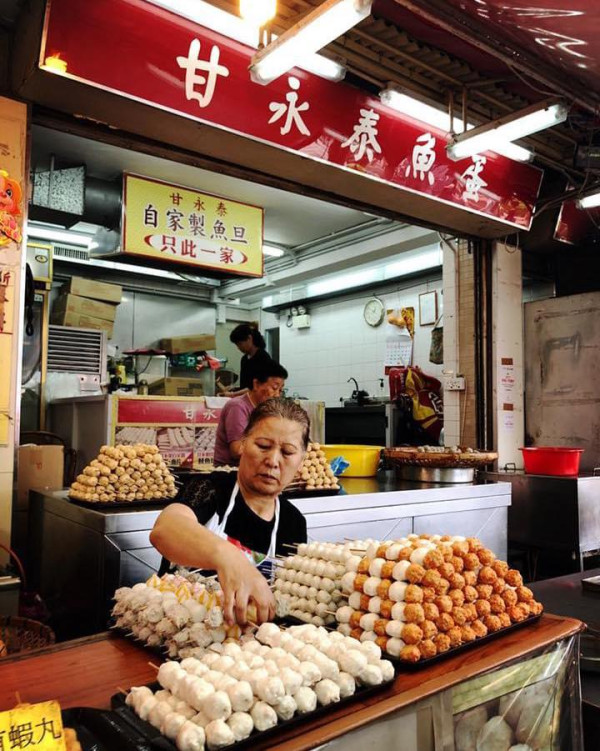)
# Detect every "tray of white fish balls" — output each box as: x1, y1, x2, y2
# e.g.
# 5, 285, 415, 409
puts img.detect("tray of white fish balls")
68, 444, 178, 508
111, 573, 257, 660
273, 541, 373, 627
336, 534, 543, 669
284, 444, 340, 497
113, 622, 395, 751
